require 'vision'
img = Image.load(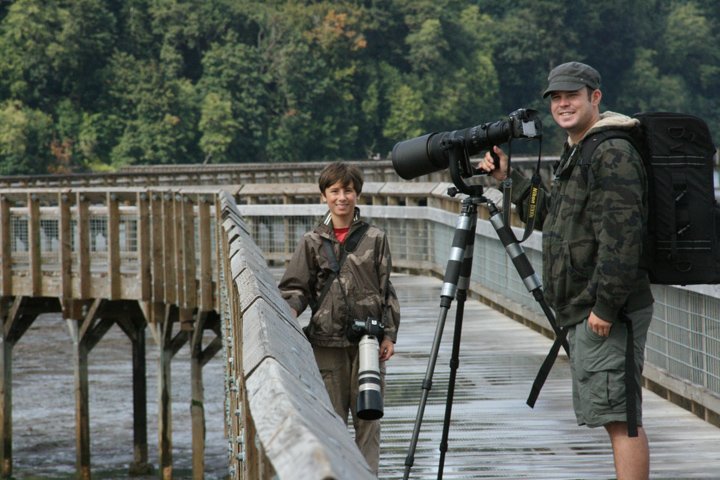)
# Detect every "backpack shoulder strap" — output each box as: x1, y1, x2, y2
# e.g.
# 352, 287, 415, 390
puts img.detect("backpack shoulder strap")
578, 129, 638, 186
